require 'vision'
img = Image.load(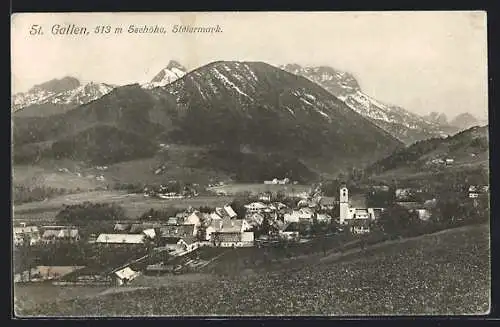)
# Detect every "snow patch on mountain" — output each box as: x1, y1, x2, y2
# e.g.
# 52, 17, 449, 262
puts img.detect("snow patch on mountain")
12, 80, 115, 111
212, 67, 252, 99
281, 63, 455, 143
